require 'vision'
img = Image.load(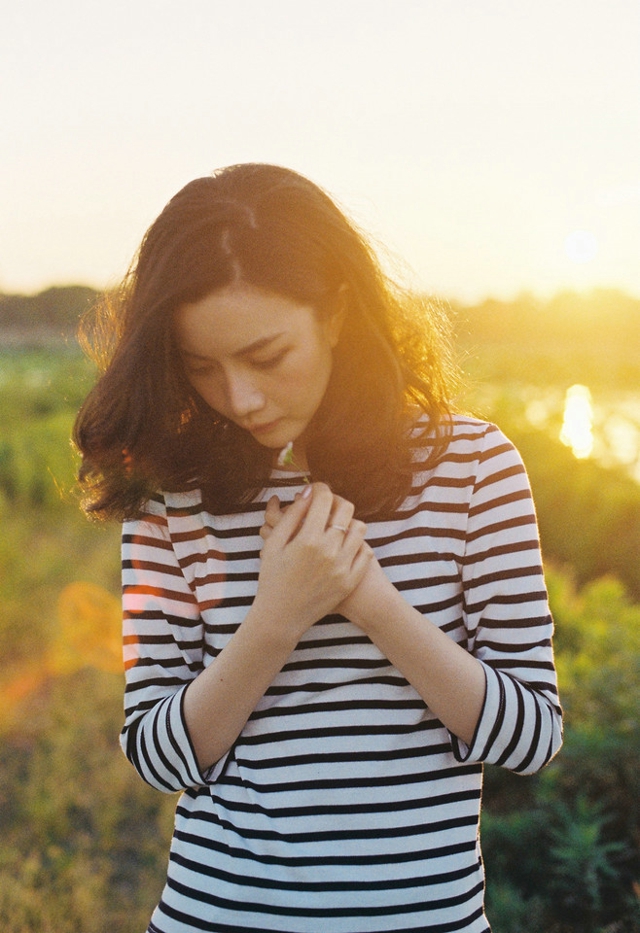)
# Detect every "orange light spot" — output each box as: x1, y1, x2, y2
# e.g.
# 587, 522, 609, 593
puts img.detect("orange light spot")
55, 581, 122, 674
